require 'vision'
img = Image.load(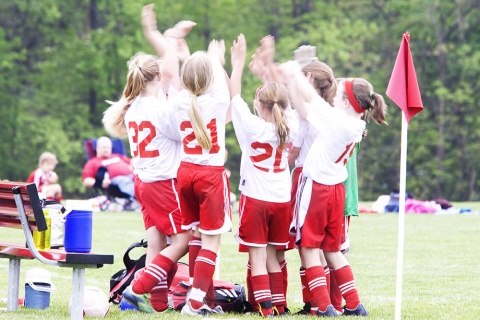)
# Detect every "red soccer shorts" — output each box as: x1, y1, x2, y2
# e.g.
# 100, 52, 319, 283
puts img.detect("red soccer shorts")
297, 179, 345, 252
177, 162, 232, 235
236, 194, 290, 247
134, 176, 184, 236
